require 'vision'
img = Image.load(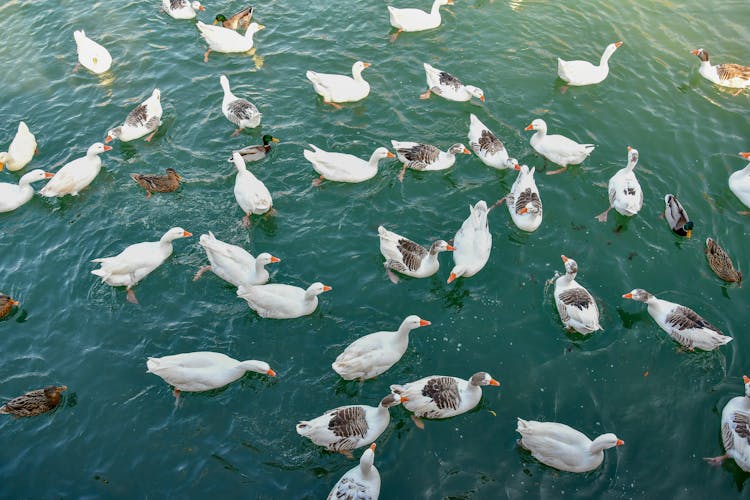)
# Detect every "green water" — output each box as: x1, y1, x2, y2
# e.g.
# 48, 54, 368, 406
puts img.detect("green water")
1, 0, 750, 497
